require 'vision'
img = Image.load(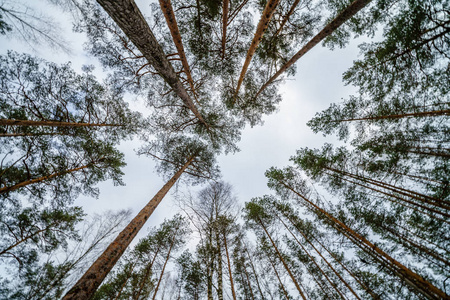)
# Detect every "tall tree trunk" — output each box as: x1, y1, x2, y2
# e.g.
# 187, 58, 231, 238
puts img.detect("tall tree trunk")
62, 157, 194, 300
266, 254, 290, 299
135, 245, 161, 300
256, 0, 371, 98
222, 0, 229, 60
114, 262, 136, 300
233, 0, 280, 101
277, 214, 347, 300
331, 109, 450, 122
242, 262, 255, 300
223, 231, 237, 300
280, 212, 361, 299
244, 247, 265, 299
274, 0, 300, 36
0, 132, 64, 137
0, 119, 121, 127
96, 0, 208, 129
151, 227, 179, 300
216, 232, 224, 300
278, 180, 448, 299
0, 162, 98, 194
324, 170, 450, 221
258, 217, 307, 300
158, 0, 198, 101
313, 236, 380, 299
